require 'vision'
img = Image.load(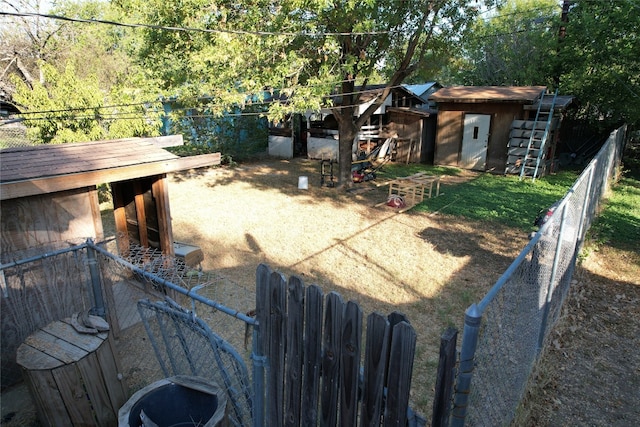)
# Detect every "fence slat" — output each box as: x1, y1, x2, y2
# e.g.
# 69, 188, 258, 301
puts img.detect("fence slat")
267, 271, 286, 426
320, 292, 344, 427
285, 276, 305, 427
385, 311, 409, 390
384, 321, 416, 427
302, 284, 323, 426
432, 327, 458, 427
361, 313, 390, 427
340, 300, 362, 427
